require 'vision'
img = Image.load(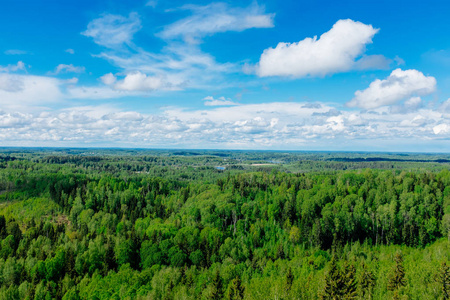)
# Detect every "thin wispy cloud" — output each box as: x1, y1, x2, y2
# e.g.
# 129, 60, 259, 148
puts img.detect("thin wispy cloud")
50, 64, 86, 75
4, 49, 28, 55
0, 61, 26, 72
203, 96, 240, 106
159, 2, 274, 43
82, 12, 142, 49
80, 3, 274, 93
